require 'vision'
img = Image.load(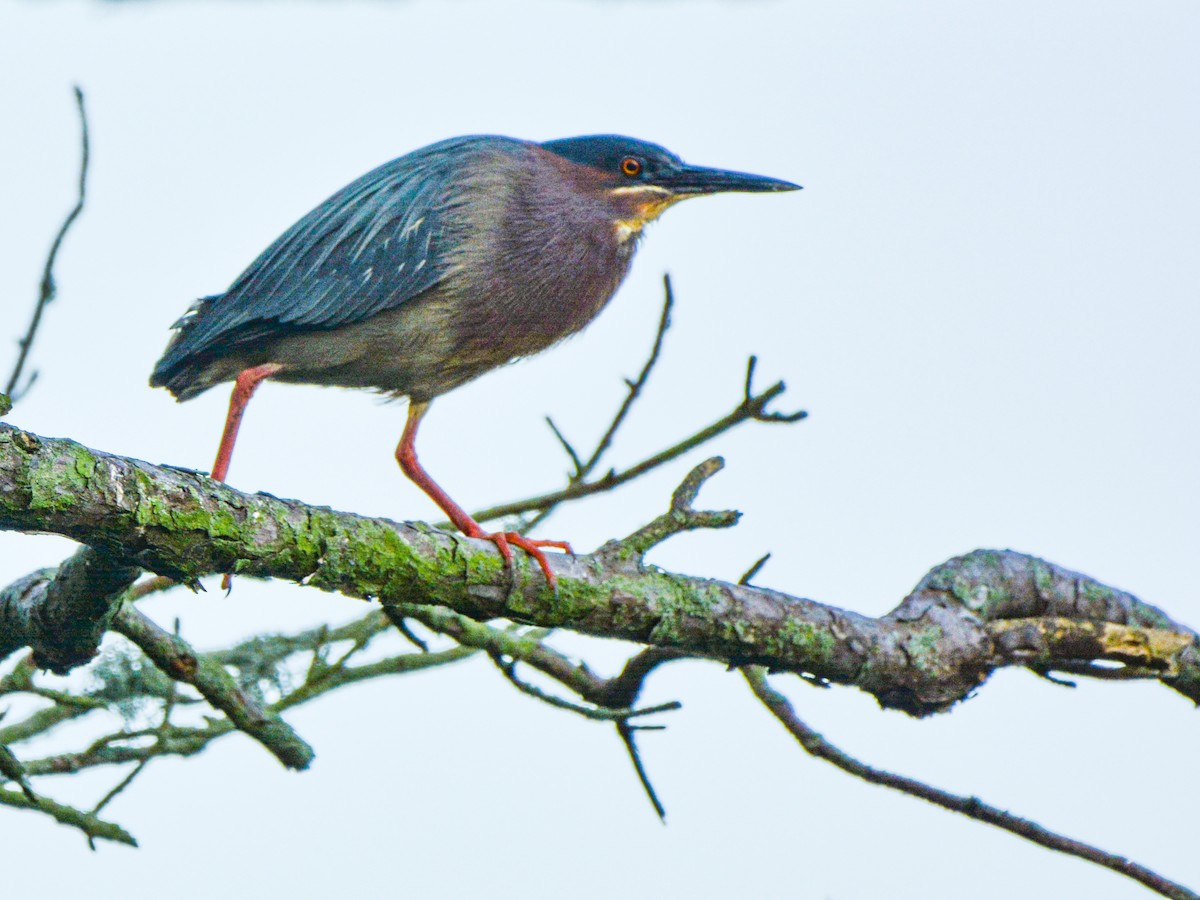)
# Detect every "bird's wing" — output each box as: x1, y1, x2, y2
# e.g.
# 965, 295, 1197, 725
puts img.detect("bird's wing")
158, 137, 485, 368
